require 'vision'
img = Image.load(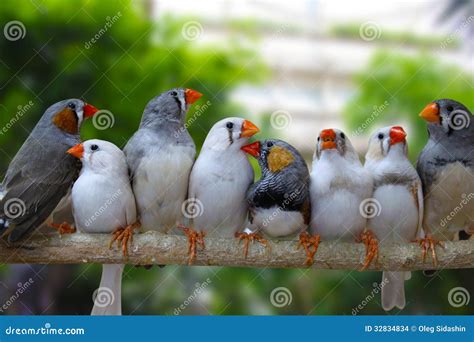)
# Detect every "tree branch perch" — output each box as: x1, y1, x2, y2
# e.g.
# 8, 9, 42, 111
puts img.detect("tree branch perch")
0, 231, 473, 271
